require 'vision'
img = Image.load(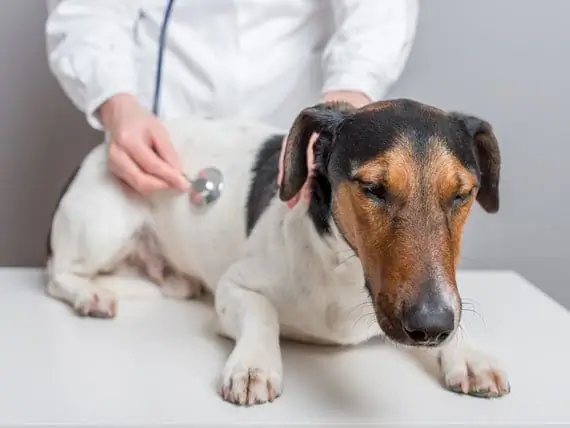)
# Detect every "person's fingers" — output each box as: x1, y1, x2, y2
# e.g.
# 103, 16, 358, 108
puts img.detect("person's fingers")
115, 176, 142, 200
147, 121, 188, 189
122, 138, 186, 190
108, 144, 169, 195
149, 121, 183, 171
